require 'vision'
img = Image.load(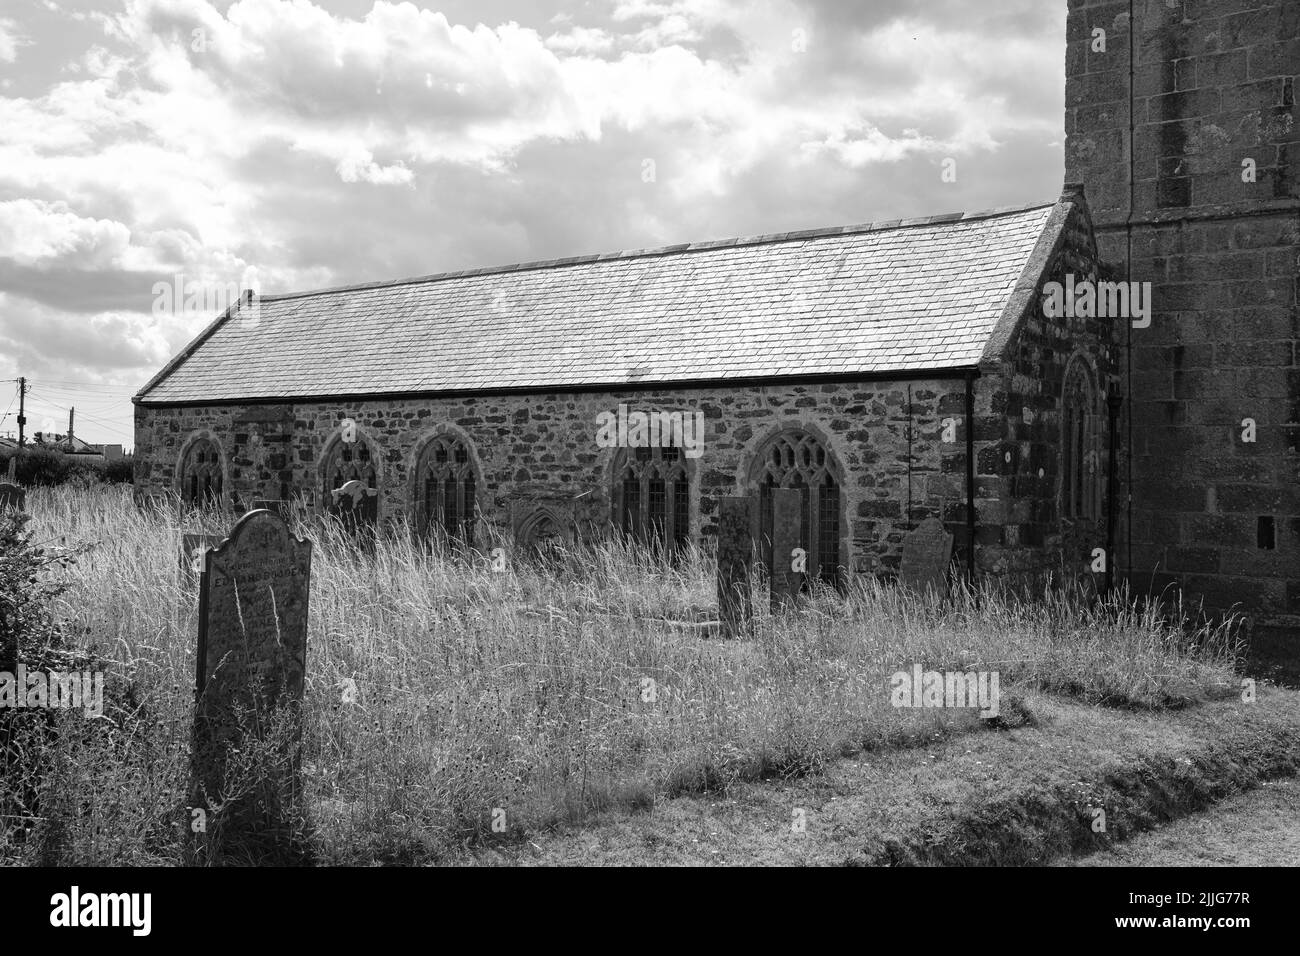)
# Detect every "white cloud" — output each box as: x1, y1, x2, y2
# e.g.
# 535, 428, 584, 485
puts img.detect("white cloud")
544, 26, 615, 55
0, 18, 27, 63
0, 199, 134, 270
336, 148, 413, 185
